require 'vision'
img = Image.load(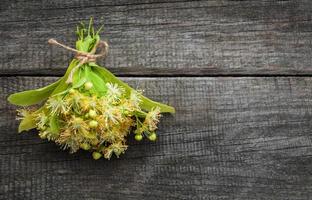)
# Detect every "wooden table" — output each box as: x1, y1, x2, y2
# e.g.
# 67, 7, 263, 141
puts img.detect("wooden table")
1, 1, 312, 199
